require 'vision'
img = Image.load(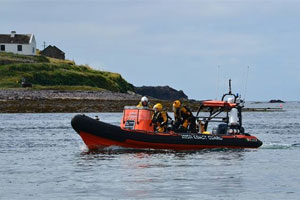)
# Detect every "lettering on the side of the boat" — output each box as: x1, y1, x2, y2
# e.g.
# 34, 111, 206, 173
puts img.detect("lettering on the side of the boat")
128, 112, 137, 120
181, 135, 194, 139
207, 136, 223, 140
181, 134, 223, 140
